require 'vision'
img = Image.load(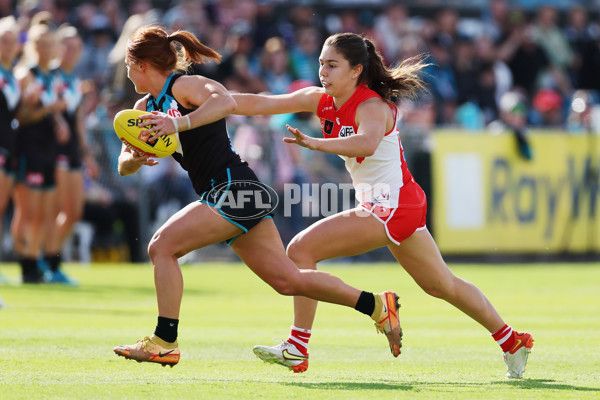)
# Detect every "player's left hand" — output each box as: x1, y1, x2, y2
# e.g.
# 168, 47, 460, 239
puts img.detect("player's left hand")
284, 124, 317, 150
138, 111, 178, 142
